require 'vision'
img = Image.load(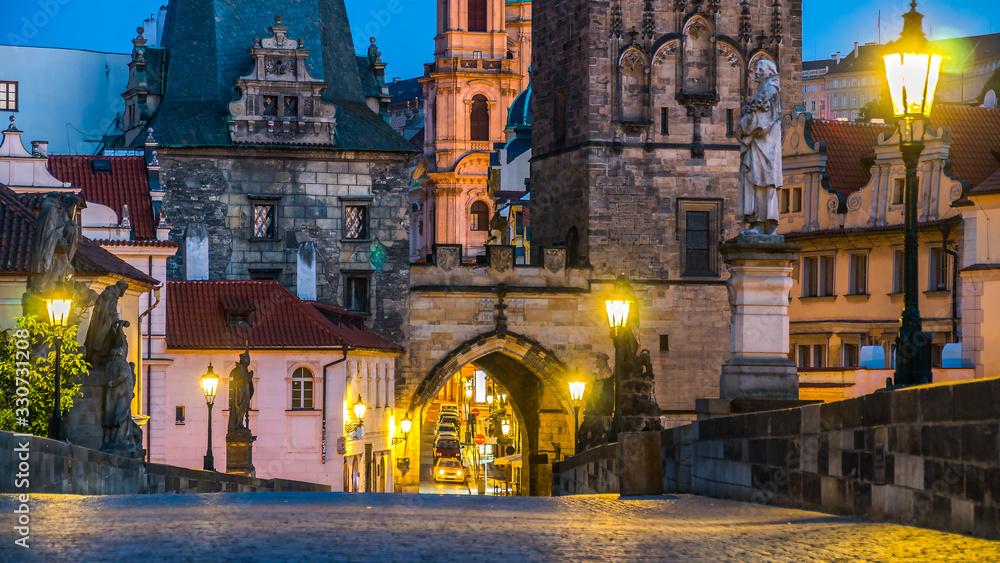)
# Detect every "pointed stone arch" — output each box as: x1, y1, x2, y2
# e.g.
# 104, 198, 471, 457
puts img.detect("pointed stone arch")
405, 330, 573, 417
